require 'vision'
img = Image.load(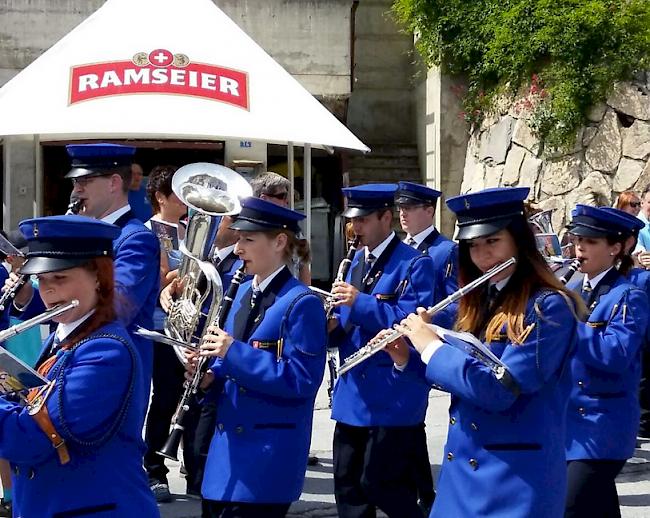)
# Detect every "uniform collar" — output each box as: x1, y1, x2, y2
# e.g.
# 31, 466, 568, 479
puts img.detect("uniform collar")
365, 231, 395, 261
215, 243, 237, 262
585, 266, 613, 290
55, 310, 95, 343
489, 275, 511, 293
405, 225, 436, 247
101, 204, 131, 224
253, 264, 287, 293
